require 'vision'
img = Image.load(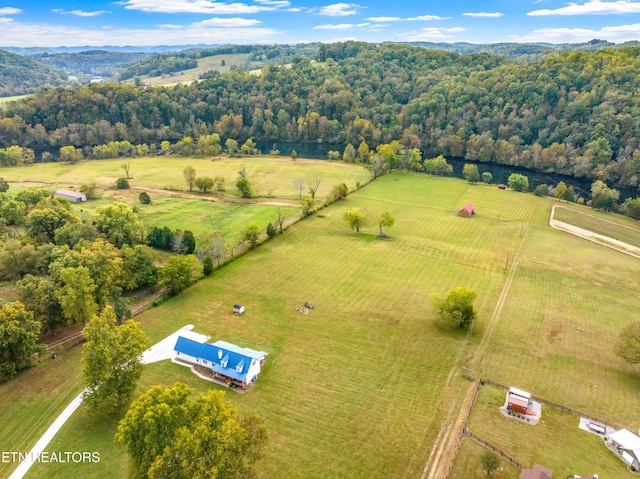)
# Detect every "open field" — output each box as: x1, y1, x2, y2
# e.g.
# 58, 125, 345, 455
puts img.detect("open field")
465, 385, 630, 477
0, 95, 29, 108
2, 173, 640, 477
0, 156, 370, 200
131, 54, 258, 87
553, 205, 640, 248
67, 192, 298, 242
